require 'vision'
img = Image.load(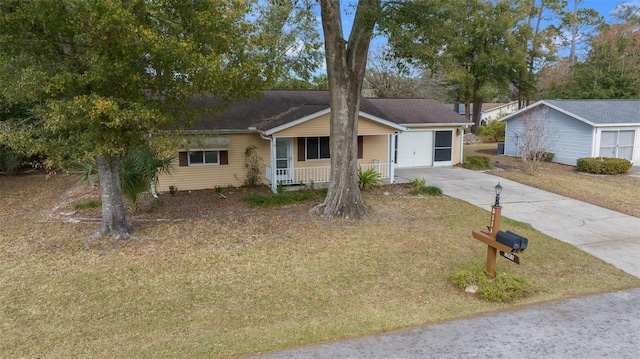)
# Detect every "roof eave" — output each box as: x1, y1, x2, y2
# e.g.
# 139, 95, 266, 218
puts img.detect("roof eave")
401, 122, 472, 127
263, 108, 331, 135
